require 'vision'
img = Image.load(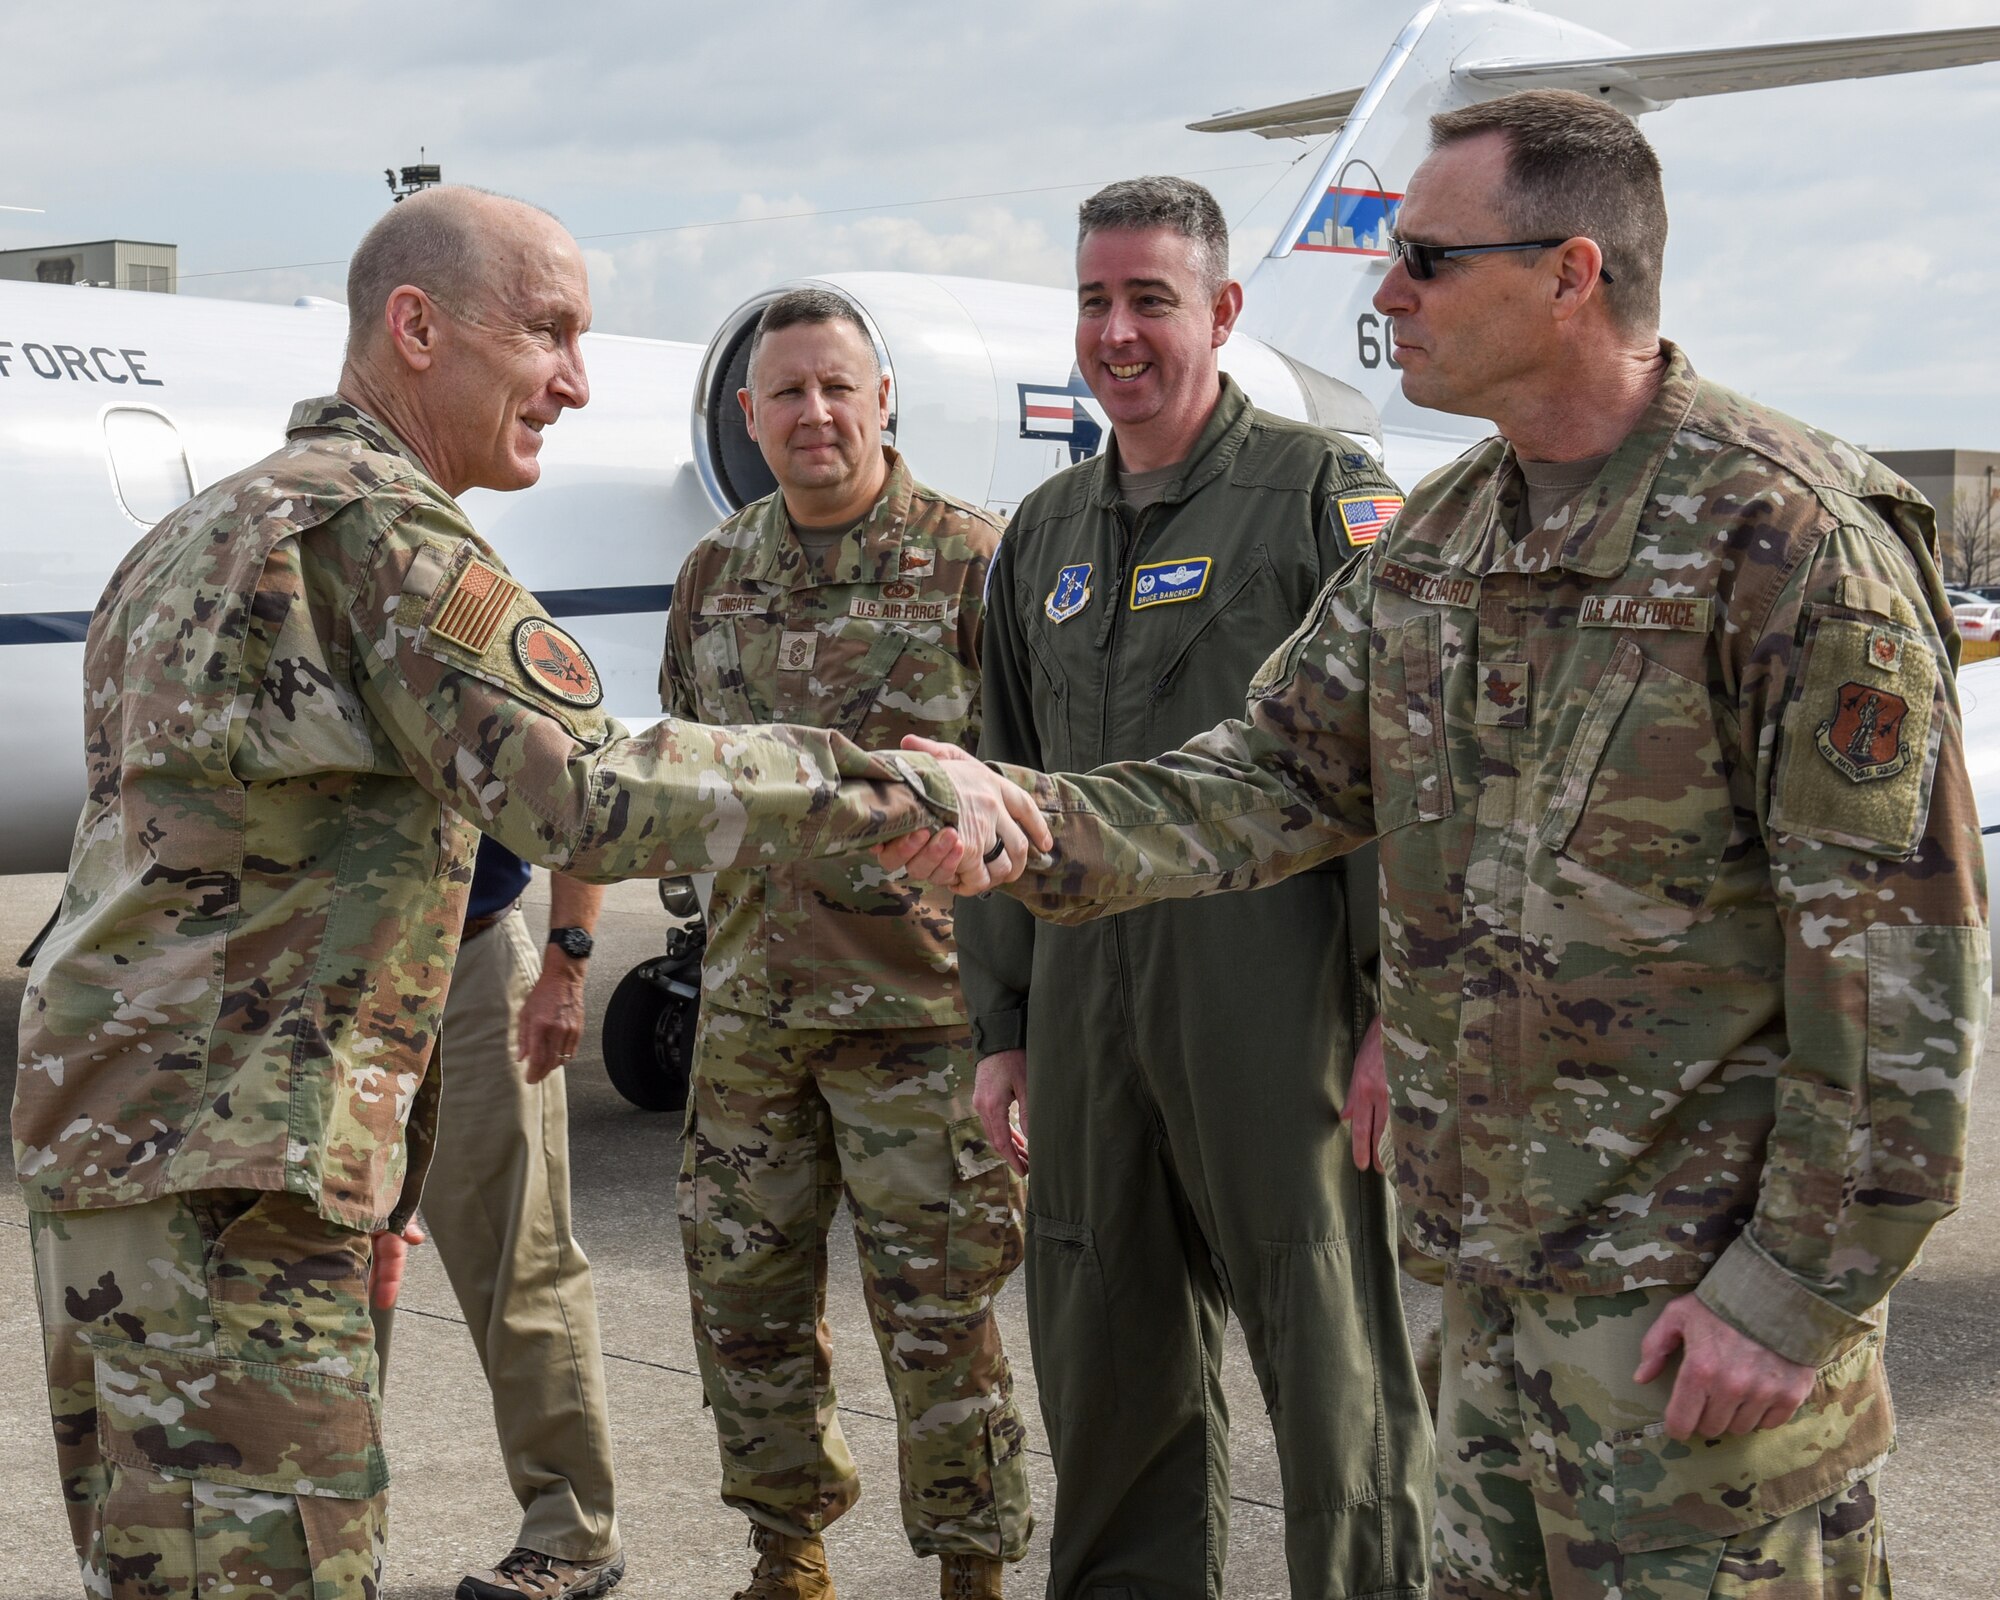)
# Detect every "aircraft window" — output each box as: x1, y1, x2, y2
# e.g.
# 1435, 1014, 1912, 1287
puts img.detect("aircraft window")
102, 406, 194, 526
